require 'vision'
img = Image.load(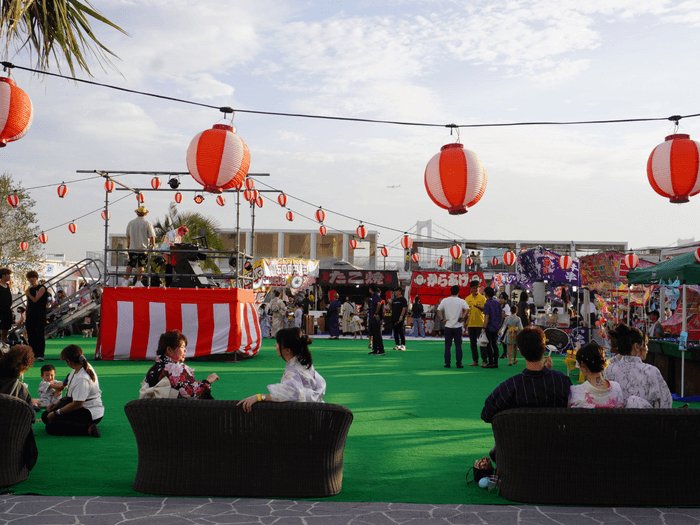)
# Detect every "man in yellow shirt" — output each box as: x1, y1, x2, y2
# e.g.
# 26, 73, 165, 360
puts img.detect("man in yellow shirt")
465, 280, 486, 367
